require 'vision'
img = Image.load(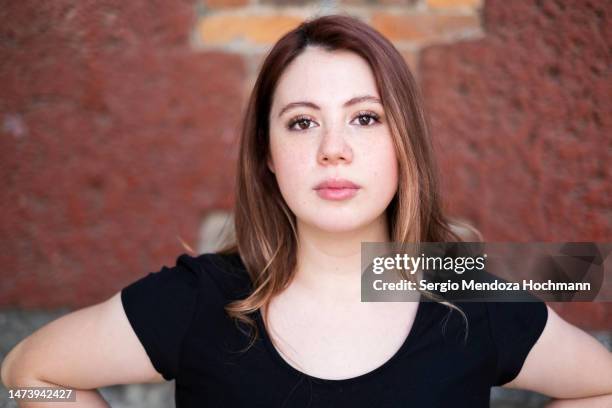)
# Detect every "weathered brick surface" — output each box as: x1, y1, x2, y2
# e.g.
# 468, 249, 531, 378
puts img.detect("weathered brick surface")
204, 0, 250, 9
196, 13, 304, 46
551, 302, 611, 331
420, 0, 611, 328
400, 49, 419, 78
427, 0, 482, 9
0, 1, 245, 307
260, 0, 317, 5
339, 0, 417, 6
372, 12, 481, 42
